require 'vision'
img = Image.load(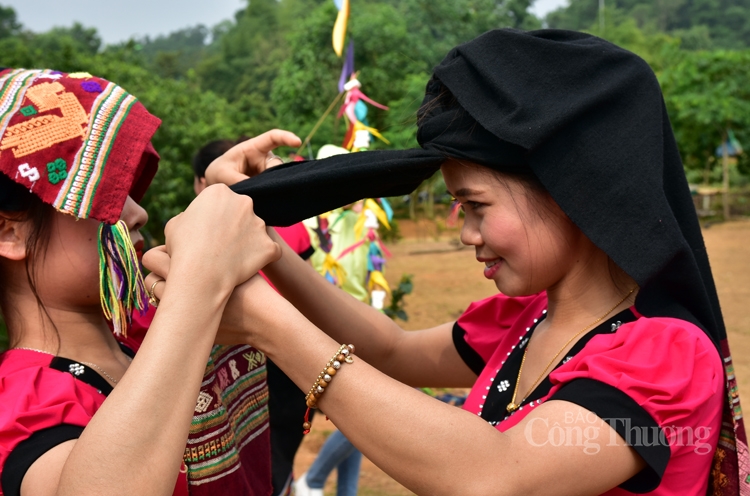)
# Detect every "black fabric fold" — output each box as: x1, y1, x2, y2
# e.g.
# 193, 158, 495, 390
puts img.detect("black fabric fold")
231, 148, 442, 227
